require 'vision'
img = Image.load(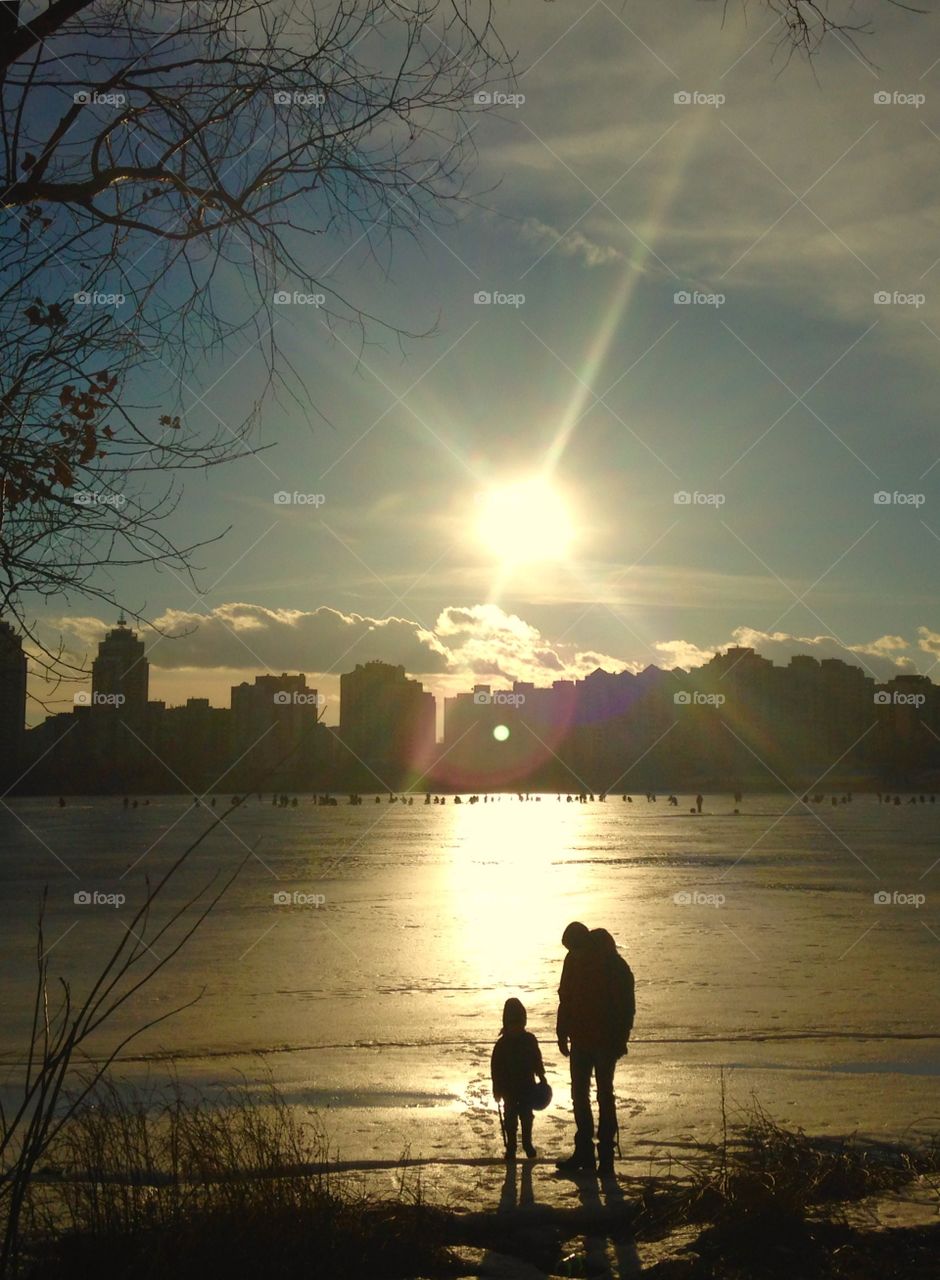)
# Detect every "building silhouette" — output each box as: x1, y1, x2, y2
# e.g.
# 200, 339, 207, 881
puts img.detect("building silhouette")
91, 615, 149, 715
0, 620, 27, 783
229, 673, 326, 789
339, 660, 435, 786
